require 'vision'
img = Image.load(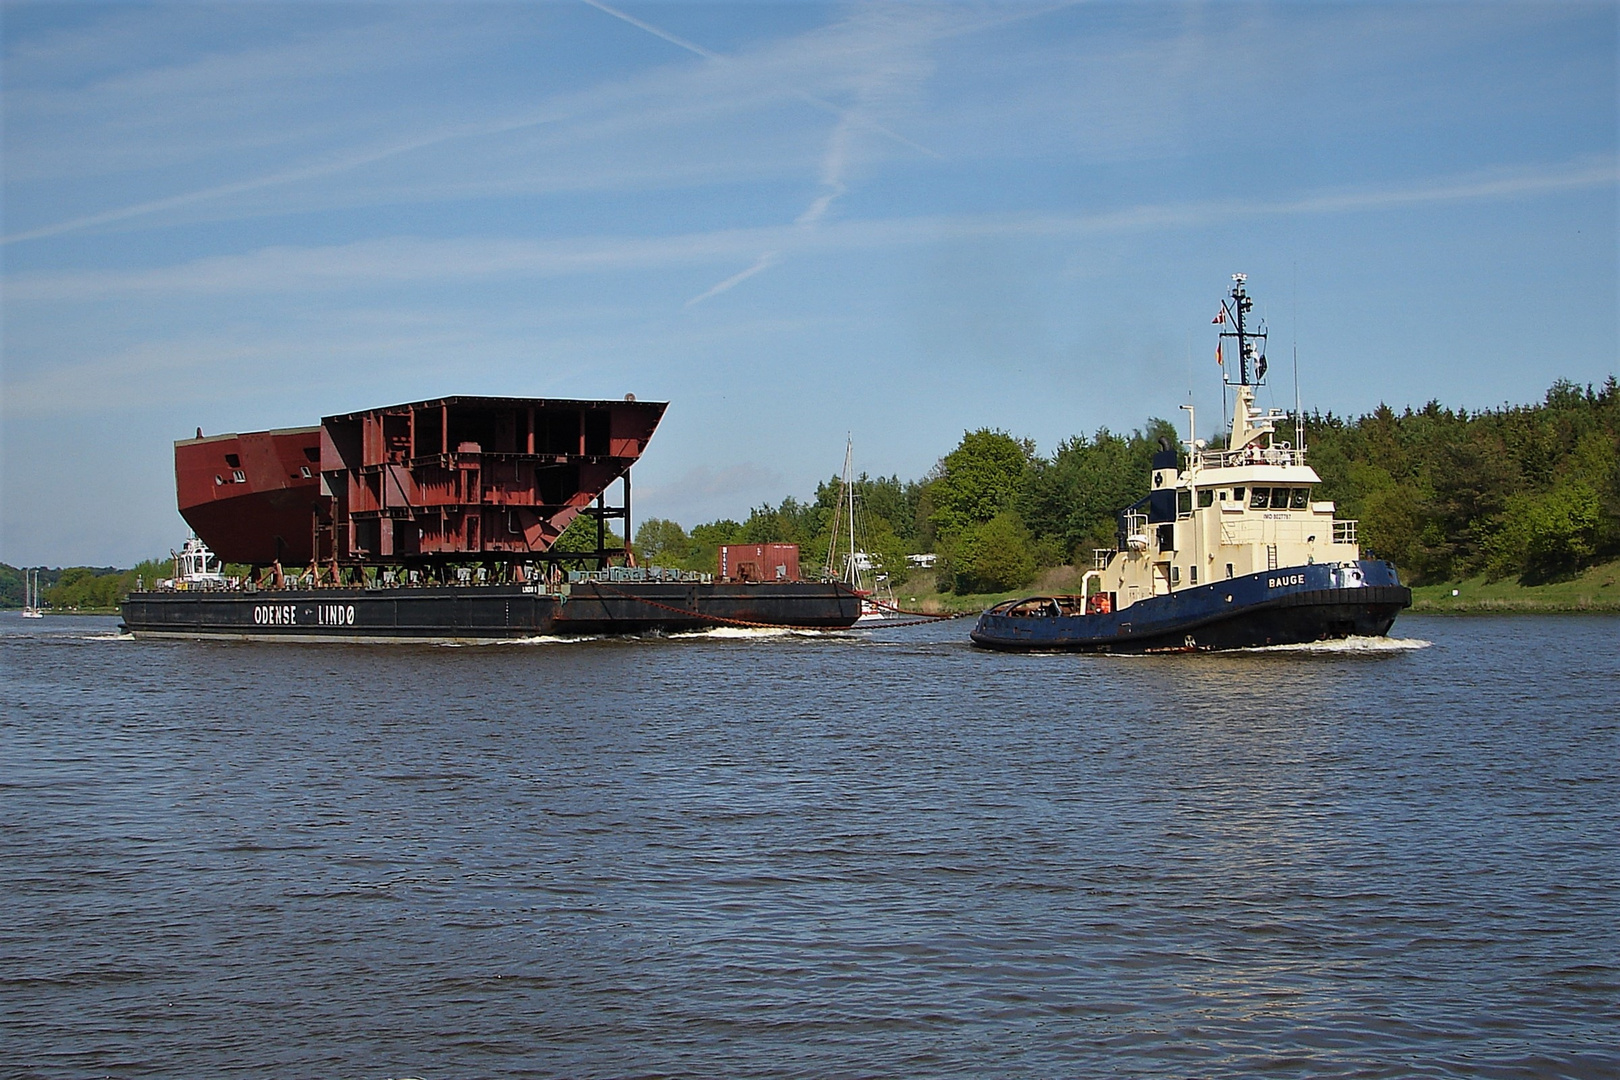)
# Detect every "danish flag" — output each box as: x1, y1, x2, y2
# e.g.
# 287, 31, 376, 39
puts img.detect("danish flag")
1212, 308, 1226, 324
